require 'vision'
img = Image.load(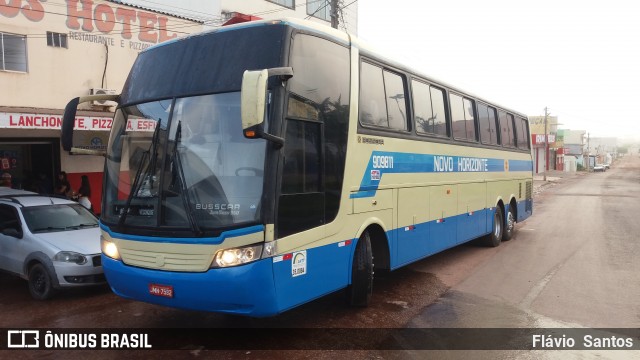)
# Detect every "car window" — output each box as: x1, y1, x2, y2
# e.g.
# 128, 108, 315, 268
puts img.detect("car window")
21, 204, 97, 233
0, 204, 22, 235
